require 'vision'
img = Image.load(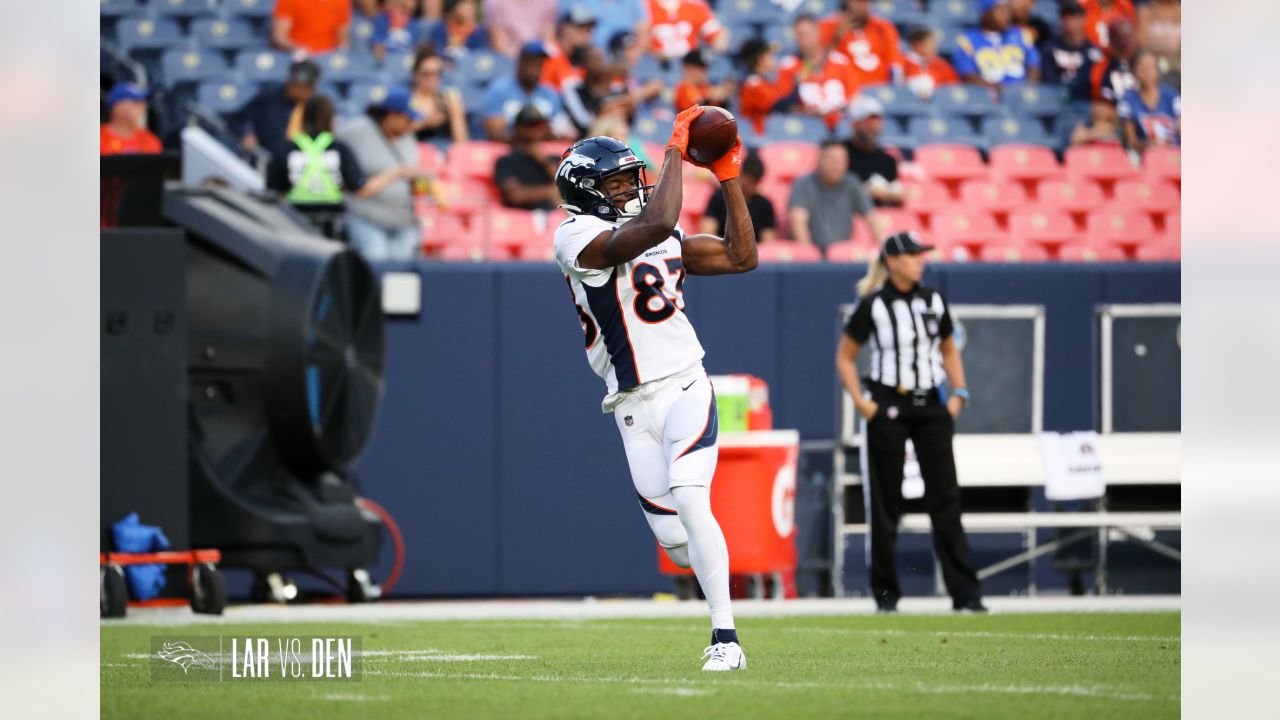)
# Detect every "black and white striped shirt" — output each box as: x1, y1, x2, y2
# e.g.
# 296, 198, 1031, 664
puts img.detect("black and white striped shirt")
844, 282, 953, 391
